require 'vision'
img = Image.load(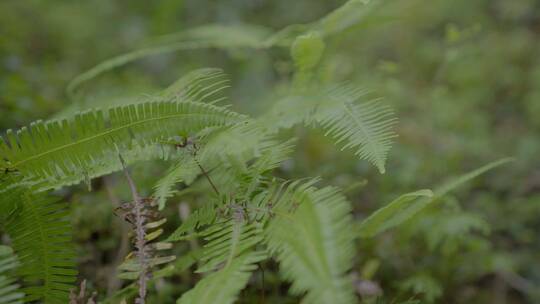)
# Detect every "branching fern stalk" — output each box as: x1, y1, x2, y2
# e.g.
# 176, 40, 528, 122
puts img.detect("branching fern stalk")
116, 156, 174, 304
